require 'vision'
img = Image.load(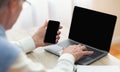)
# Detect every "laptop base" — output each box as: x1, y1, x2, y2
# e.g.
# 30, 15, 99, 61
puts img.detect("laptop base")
44, 39, 108, 65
